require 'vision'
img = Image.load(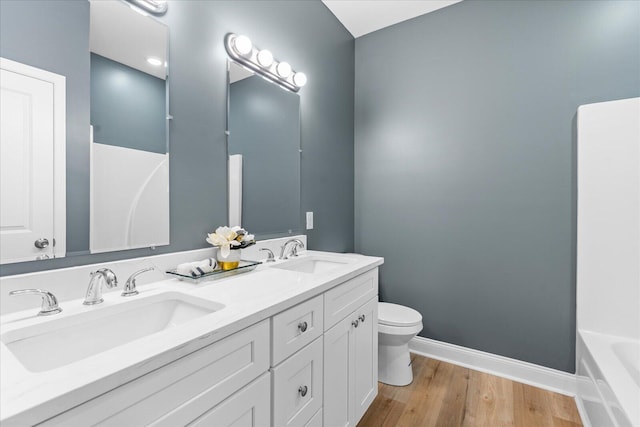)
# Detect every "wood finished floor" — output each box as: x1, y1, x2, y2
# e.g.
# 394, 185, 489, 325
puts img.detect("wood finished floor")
358, 354, 582, 427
